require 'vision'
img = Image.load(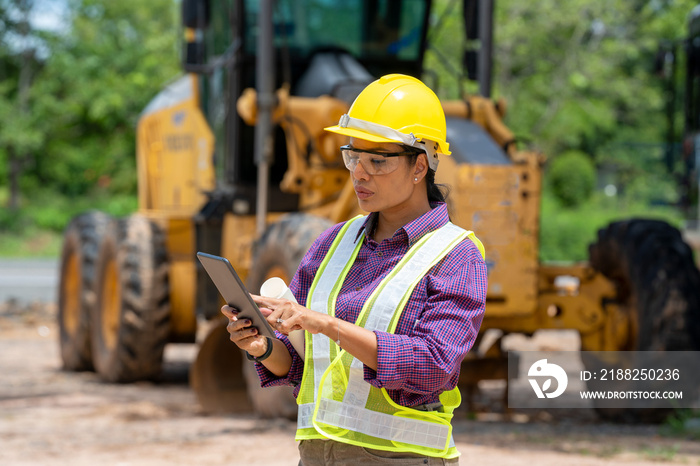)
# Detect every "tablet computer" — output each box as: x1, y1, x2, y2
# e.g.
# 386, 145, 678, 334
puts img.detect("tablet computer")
196, 252, 276, 339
